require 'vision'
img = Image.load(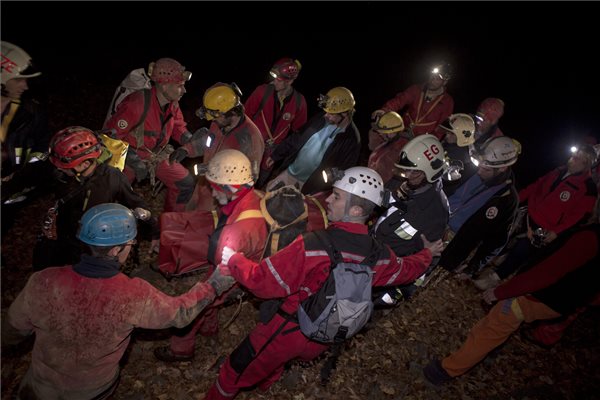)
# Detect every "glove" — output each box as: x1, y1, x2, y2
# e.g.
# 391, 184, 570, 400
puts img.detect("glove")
180, 131, 193, 144
169, 147, 189, 164
221, 246, 237, 266
206, 266, 235, 296
191, 127, 210, 142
